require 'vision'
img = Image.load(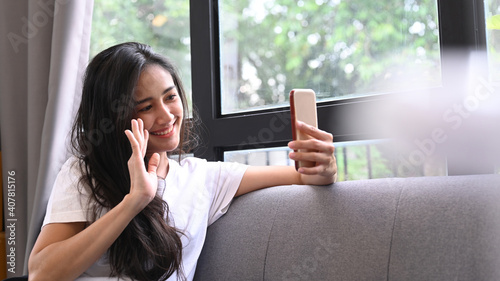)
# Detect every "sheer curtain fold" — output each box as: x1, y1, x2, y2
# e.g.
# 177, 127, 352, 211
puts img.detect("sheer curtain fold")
0, 0, 94, 277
